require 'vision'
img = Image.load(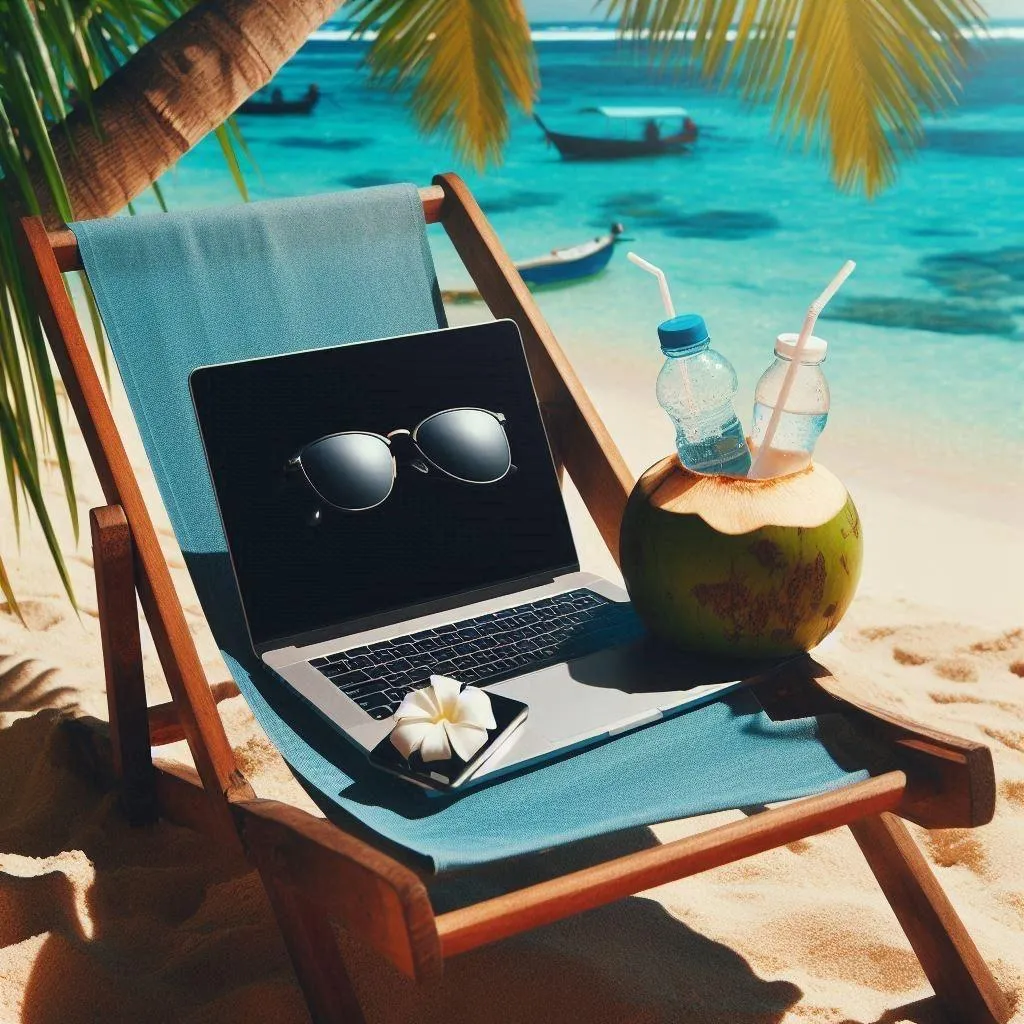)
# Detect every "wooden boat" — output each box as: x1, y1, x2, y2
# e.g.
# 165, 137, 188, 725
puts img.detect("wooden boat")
535, 106, 697, 160
516, 223, 624, 286
239, 85, 320, 116
442, 224, 625, 301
